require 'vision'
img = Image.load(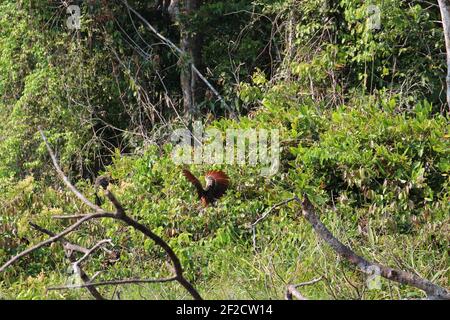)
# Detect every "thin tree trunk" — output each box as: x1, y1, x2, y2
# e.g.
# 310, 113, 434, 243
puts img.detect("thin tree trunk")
438, 0, 450, 109
170, 0, 203, 119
